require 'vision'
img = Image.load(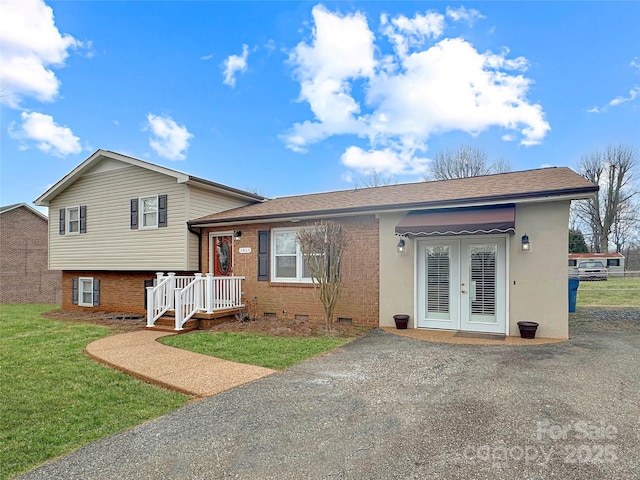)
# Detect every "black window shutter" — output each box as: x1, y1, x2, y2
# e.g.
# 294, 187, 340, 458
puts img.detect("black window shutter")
158, 194, 167, 227
79, 206, 87, 234
92, 279, 100, 306
72, 278, 79, 304
130, 199, 138, 229
257, 230, 270, 281
59, 208, 65, 235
